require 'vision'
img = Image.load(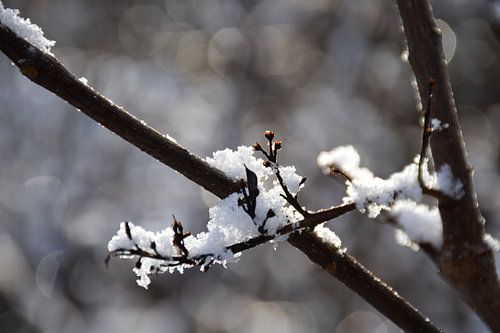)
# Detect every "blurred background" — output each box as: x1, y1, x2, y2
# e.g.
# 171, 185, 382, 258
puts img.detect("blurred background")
0, 0, 499, 332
